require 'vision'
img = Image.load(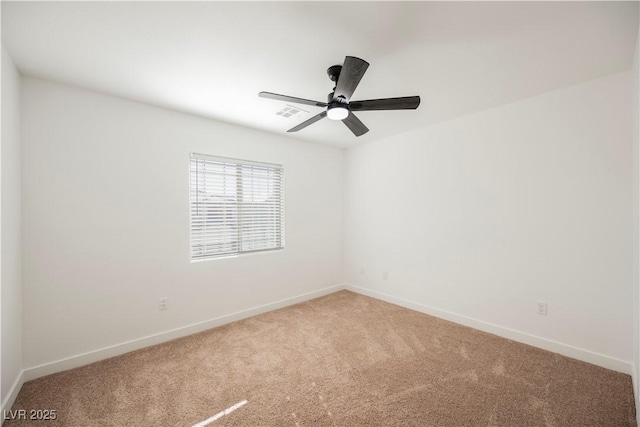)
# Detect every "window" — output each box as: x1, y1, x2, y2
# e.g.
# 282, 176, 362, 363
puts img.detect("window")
189, 153, 284, 260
